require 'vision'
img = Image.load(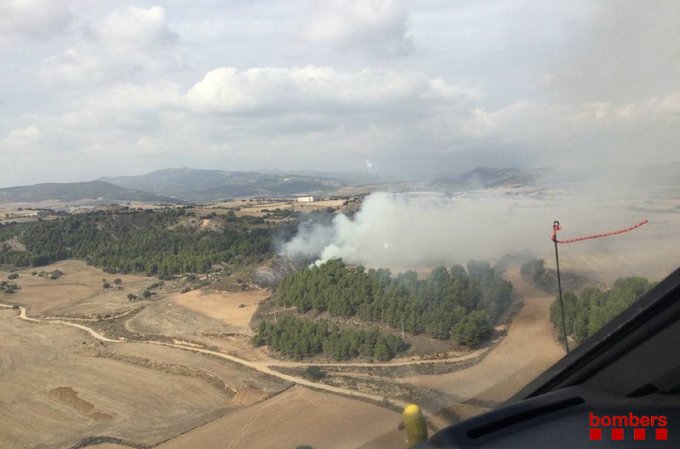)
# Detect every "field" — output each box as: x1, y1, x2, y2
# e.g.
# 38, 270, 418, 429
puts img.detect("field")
155, 386, 403, 449
191, 198, 348, 218
0, 307, 289, 449
0, 258, 564, 449
173, 288, 271, 335
1, 260, 157, 316
2, 191, 679, 449
0, 261, 414, 449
